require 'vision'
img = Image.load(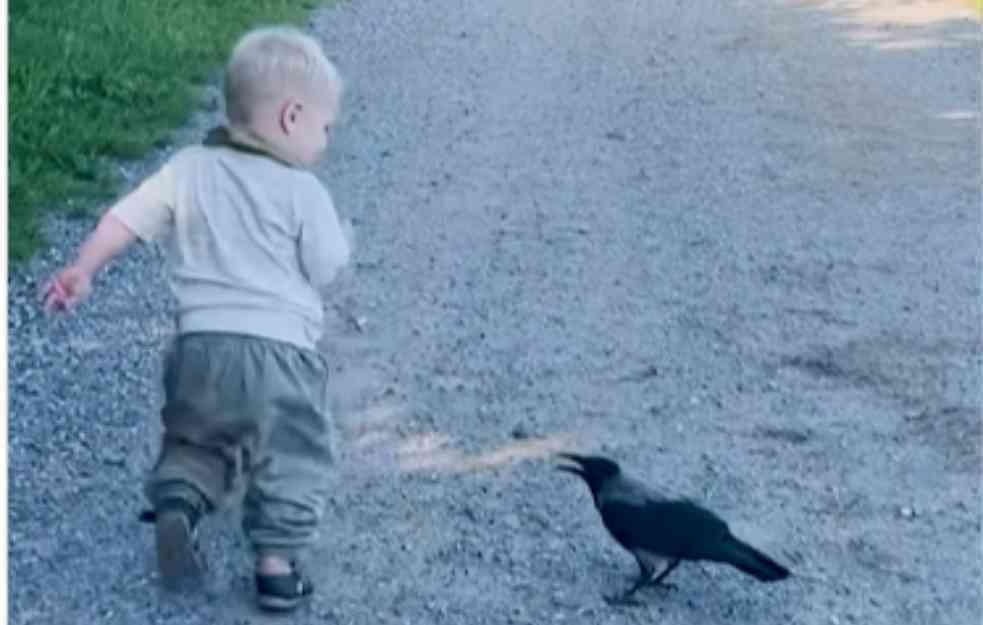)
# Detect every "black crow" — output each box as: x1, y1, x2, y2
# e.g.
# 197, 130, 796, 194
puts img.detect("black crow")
557, 452, 791, 604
